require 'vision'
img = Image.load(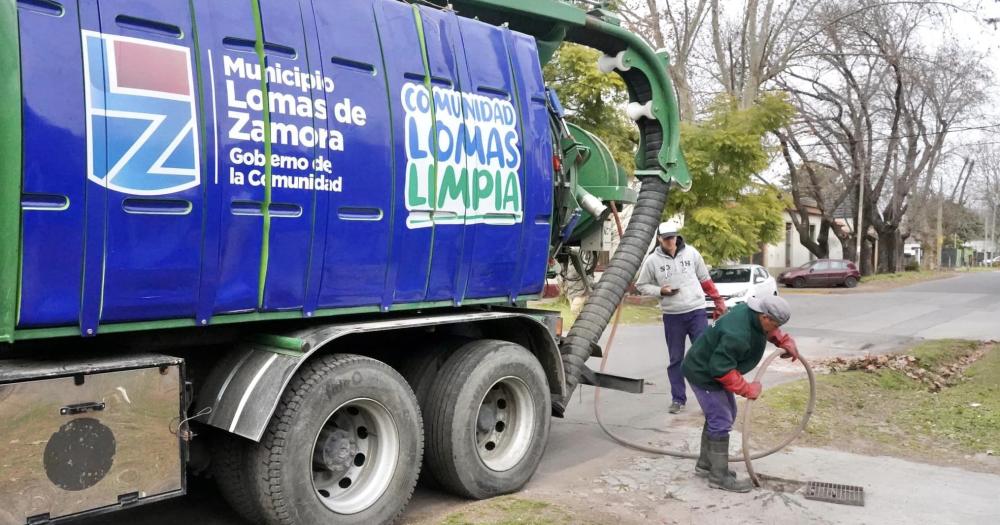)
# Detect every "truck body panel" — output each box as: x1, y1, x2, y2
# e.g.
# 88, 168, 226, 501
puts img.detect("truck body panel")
12, 0, 551, 338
